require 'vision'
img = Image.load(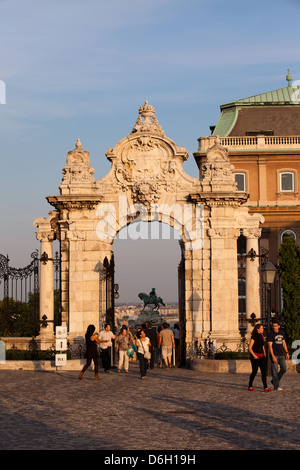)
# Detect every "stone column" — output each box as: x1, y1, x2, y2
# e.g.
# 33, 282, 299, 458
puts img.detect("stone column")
33, 211, 57, 348
243, 228, 262, 337
58, 221, 70, 327
37, 231, 55, 333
